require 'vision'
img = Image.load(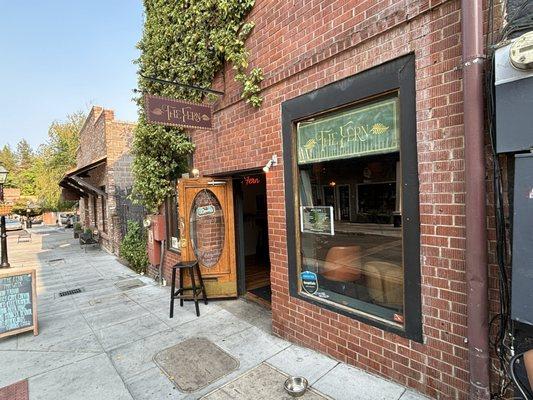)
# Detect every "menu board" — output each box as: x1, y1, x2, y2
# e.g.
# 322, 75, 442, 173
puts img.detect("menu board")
300, 206, 334, 235
0, 268, 38, 339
